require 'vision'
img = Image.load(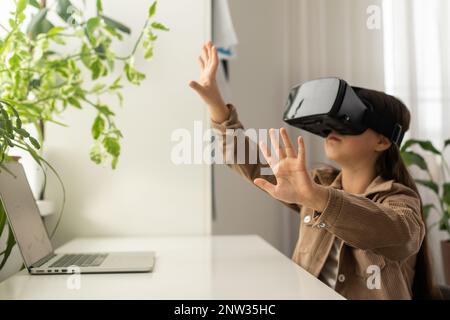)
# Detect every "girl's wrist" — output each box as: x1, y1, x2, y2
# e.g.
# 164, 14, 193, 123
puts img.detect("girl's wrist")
298, 184, 330, 213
